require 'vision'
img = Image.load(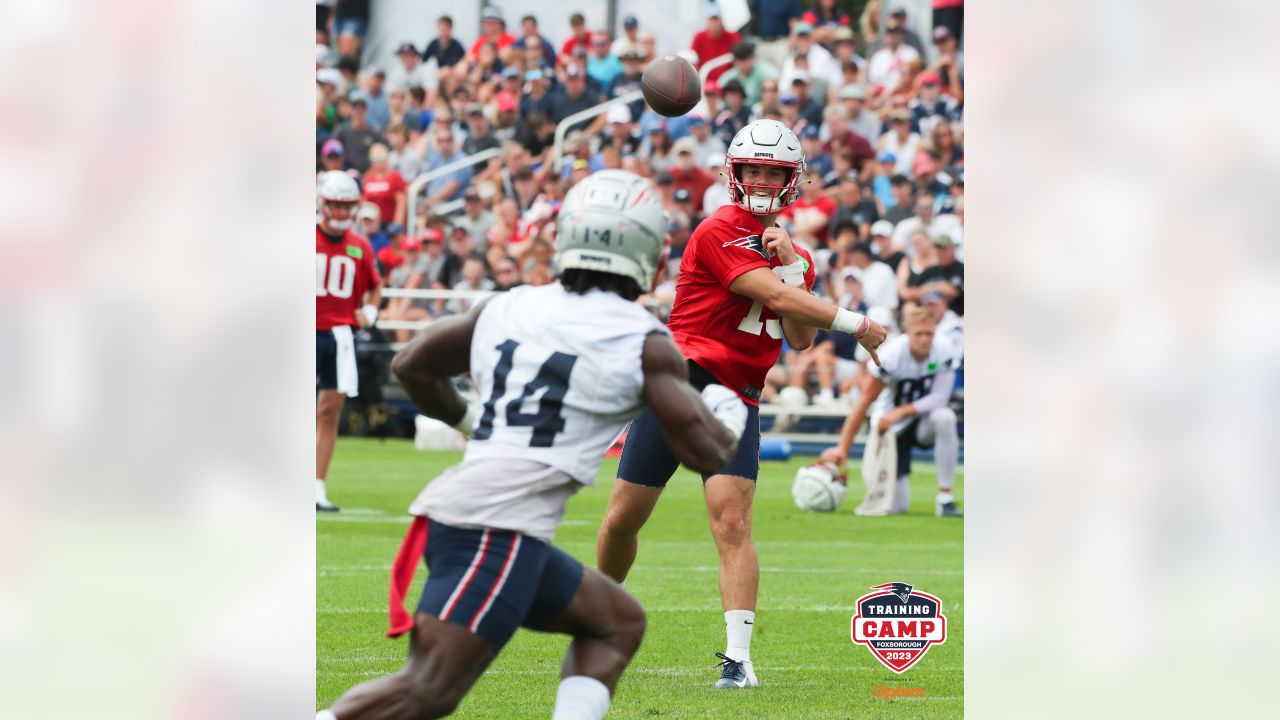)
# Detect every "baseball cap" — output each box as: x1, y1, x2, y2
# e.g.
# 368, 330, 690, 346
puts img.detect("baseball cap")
481, 6, 504, 22
870, 220, 894, 237
655, 171, 675, 185
502, 66, 521, 79
704, 79, 721, 95
688, 113, 708, 125
721, 79, 746, 96
705, 153, 726, 168
674, 188, 692, 202
919, 70, 942, 85
841, 266, 863, 282
838, 83, 867, 101
708, 5, 722, 17
623, 15, 638, 28
402, 236, 422, 250
933, 26, 953, 42
525, 68, 545, 81
349, 94, 368, 107
833, 26, 855, 43
791, 70, 810, 85
850, 241, 875, 256
607, 104, 632, 124
321, 139, 344, 157
396, 41, 418, 55
316, 68, 342, 86
496, 90, 518, 111
466, 102, 485, 117
672, 137, 697, 155
356, 203, 380, 221
922, 289, 947, 303
794, 22, 814, 36
316, 44, 332, 66
423, 228, 444, 243
877, 151, 897, 163
932, 234, 956, 248
778, 93, 799, 105
800, 125, 819, 139
888, 108, 910, 122
572, 158, 590, 170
